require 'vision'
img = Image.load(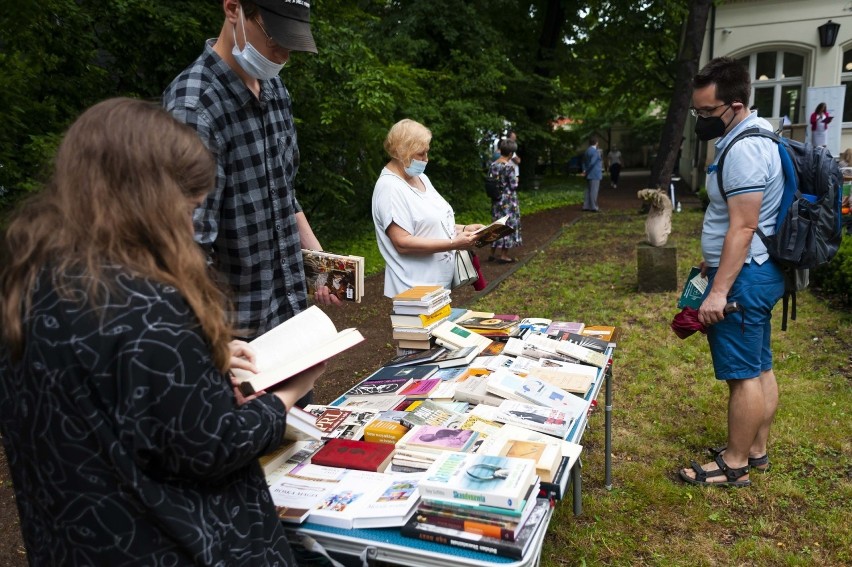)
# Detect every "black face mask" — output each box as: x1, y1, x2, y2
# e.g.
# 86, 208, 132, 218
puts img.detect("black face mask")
694, 104, 733, 141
